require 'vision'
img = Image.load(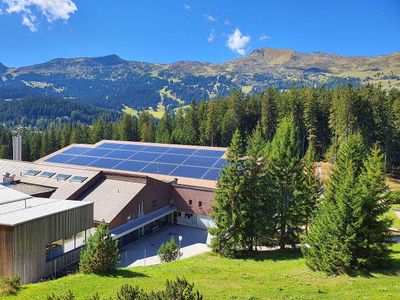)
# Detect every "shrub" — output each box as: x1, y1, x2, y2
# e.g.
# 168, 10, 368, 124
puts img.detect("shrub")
0, 275, 21, 296
47, 290, 75, 300
79, 221, 120, 274
158, 236, 182, 263
160, 277, 203, 300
